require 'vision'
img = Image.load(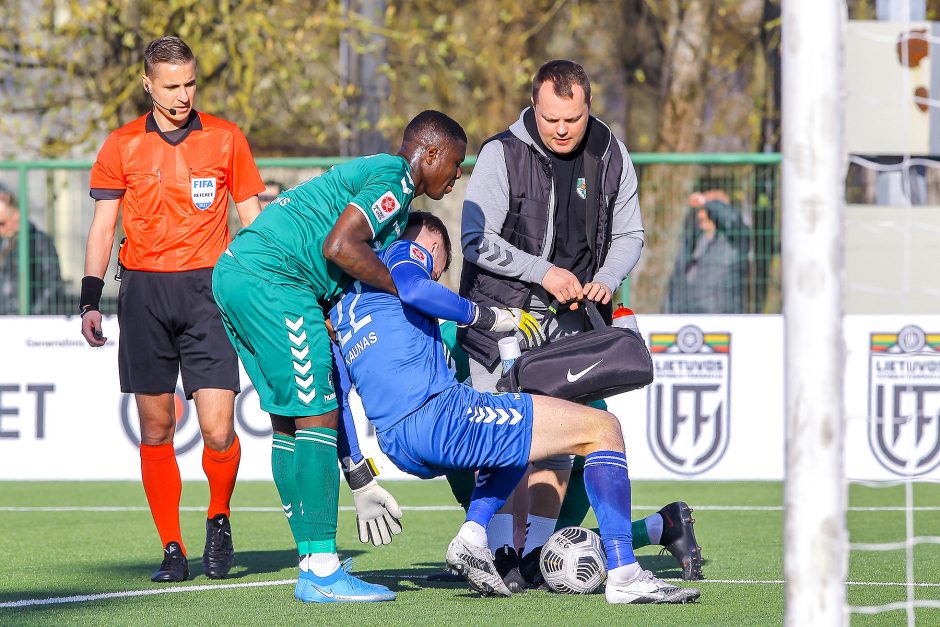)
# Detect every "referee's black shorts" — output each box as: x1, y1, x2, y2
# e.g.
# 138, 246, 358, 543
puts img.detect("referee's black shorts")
117, 268, 240, 399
